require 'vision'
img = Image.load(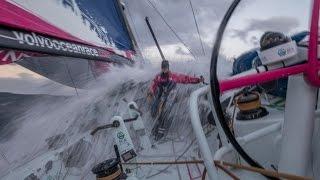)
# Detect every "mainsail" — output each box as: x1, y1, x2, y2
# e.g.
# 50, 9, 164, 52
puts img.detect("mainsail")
0, 0, 136, 87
